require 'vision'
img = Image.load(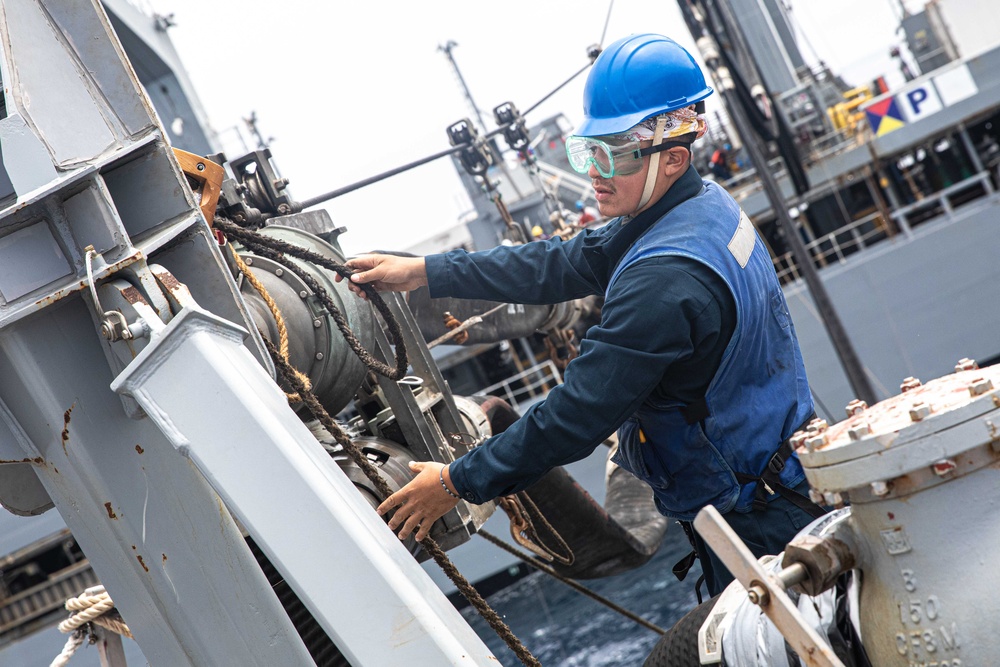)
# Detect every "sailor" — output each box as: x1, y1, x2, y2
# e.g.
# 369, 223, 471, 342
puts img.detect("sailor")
337, 33, 824, 598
